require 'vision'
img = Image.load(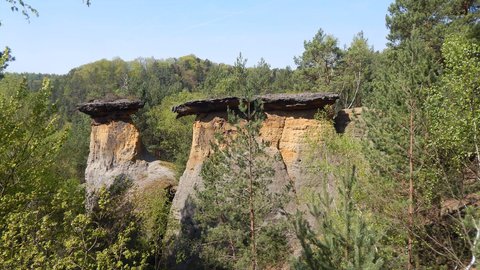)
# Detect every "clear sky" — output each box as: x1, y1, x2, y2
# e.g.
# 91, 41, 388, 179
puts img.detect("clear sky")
0, 0, 393, 74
